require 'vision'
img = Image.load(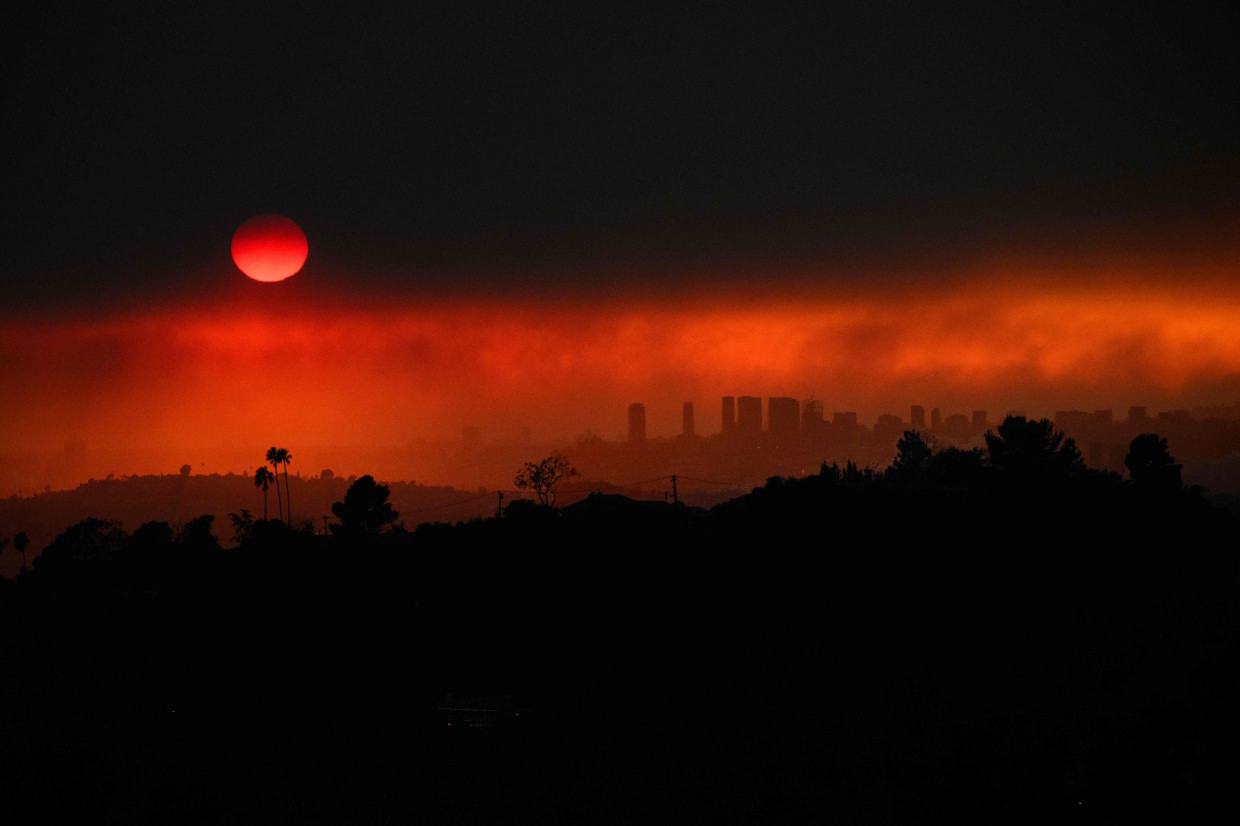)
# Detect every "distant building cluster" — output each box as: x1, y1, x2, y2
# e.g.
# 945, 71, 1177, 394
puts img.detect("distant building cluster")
612, 396, 1240, 476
